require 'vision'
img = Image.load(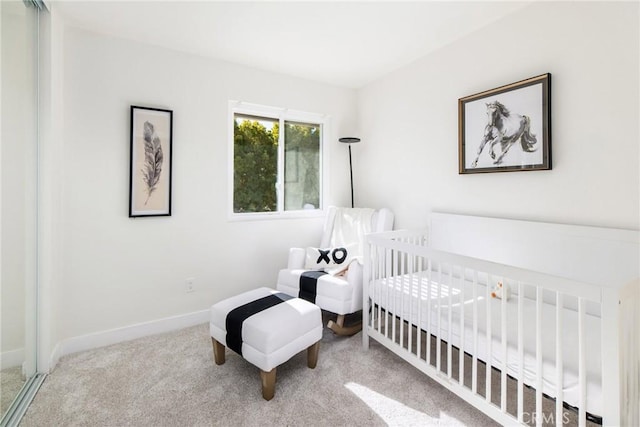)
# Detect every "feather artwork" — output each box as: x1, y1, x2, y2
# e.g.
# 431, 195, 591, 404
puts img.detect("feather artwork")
141, 121, 163, 205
